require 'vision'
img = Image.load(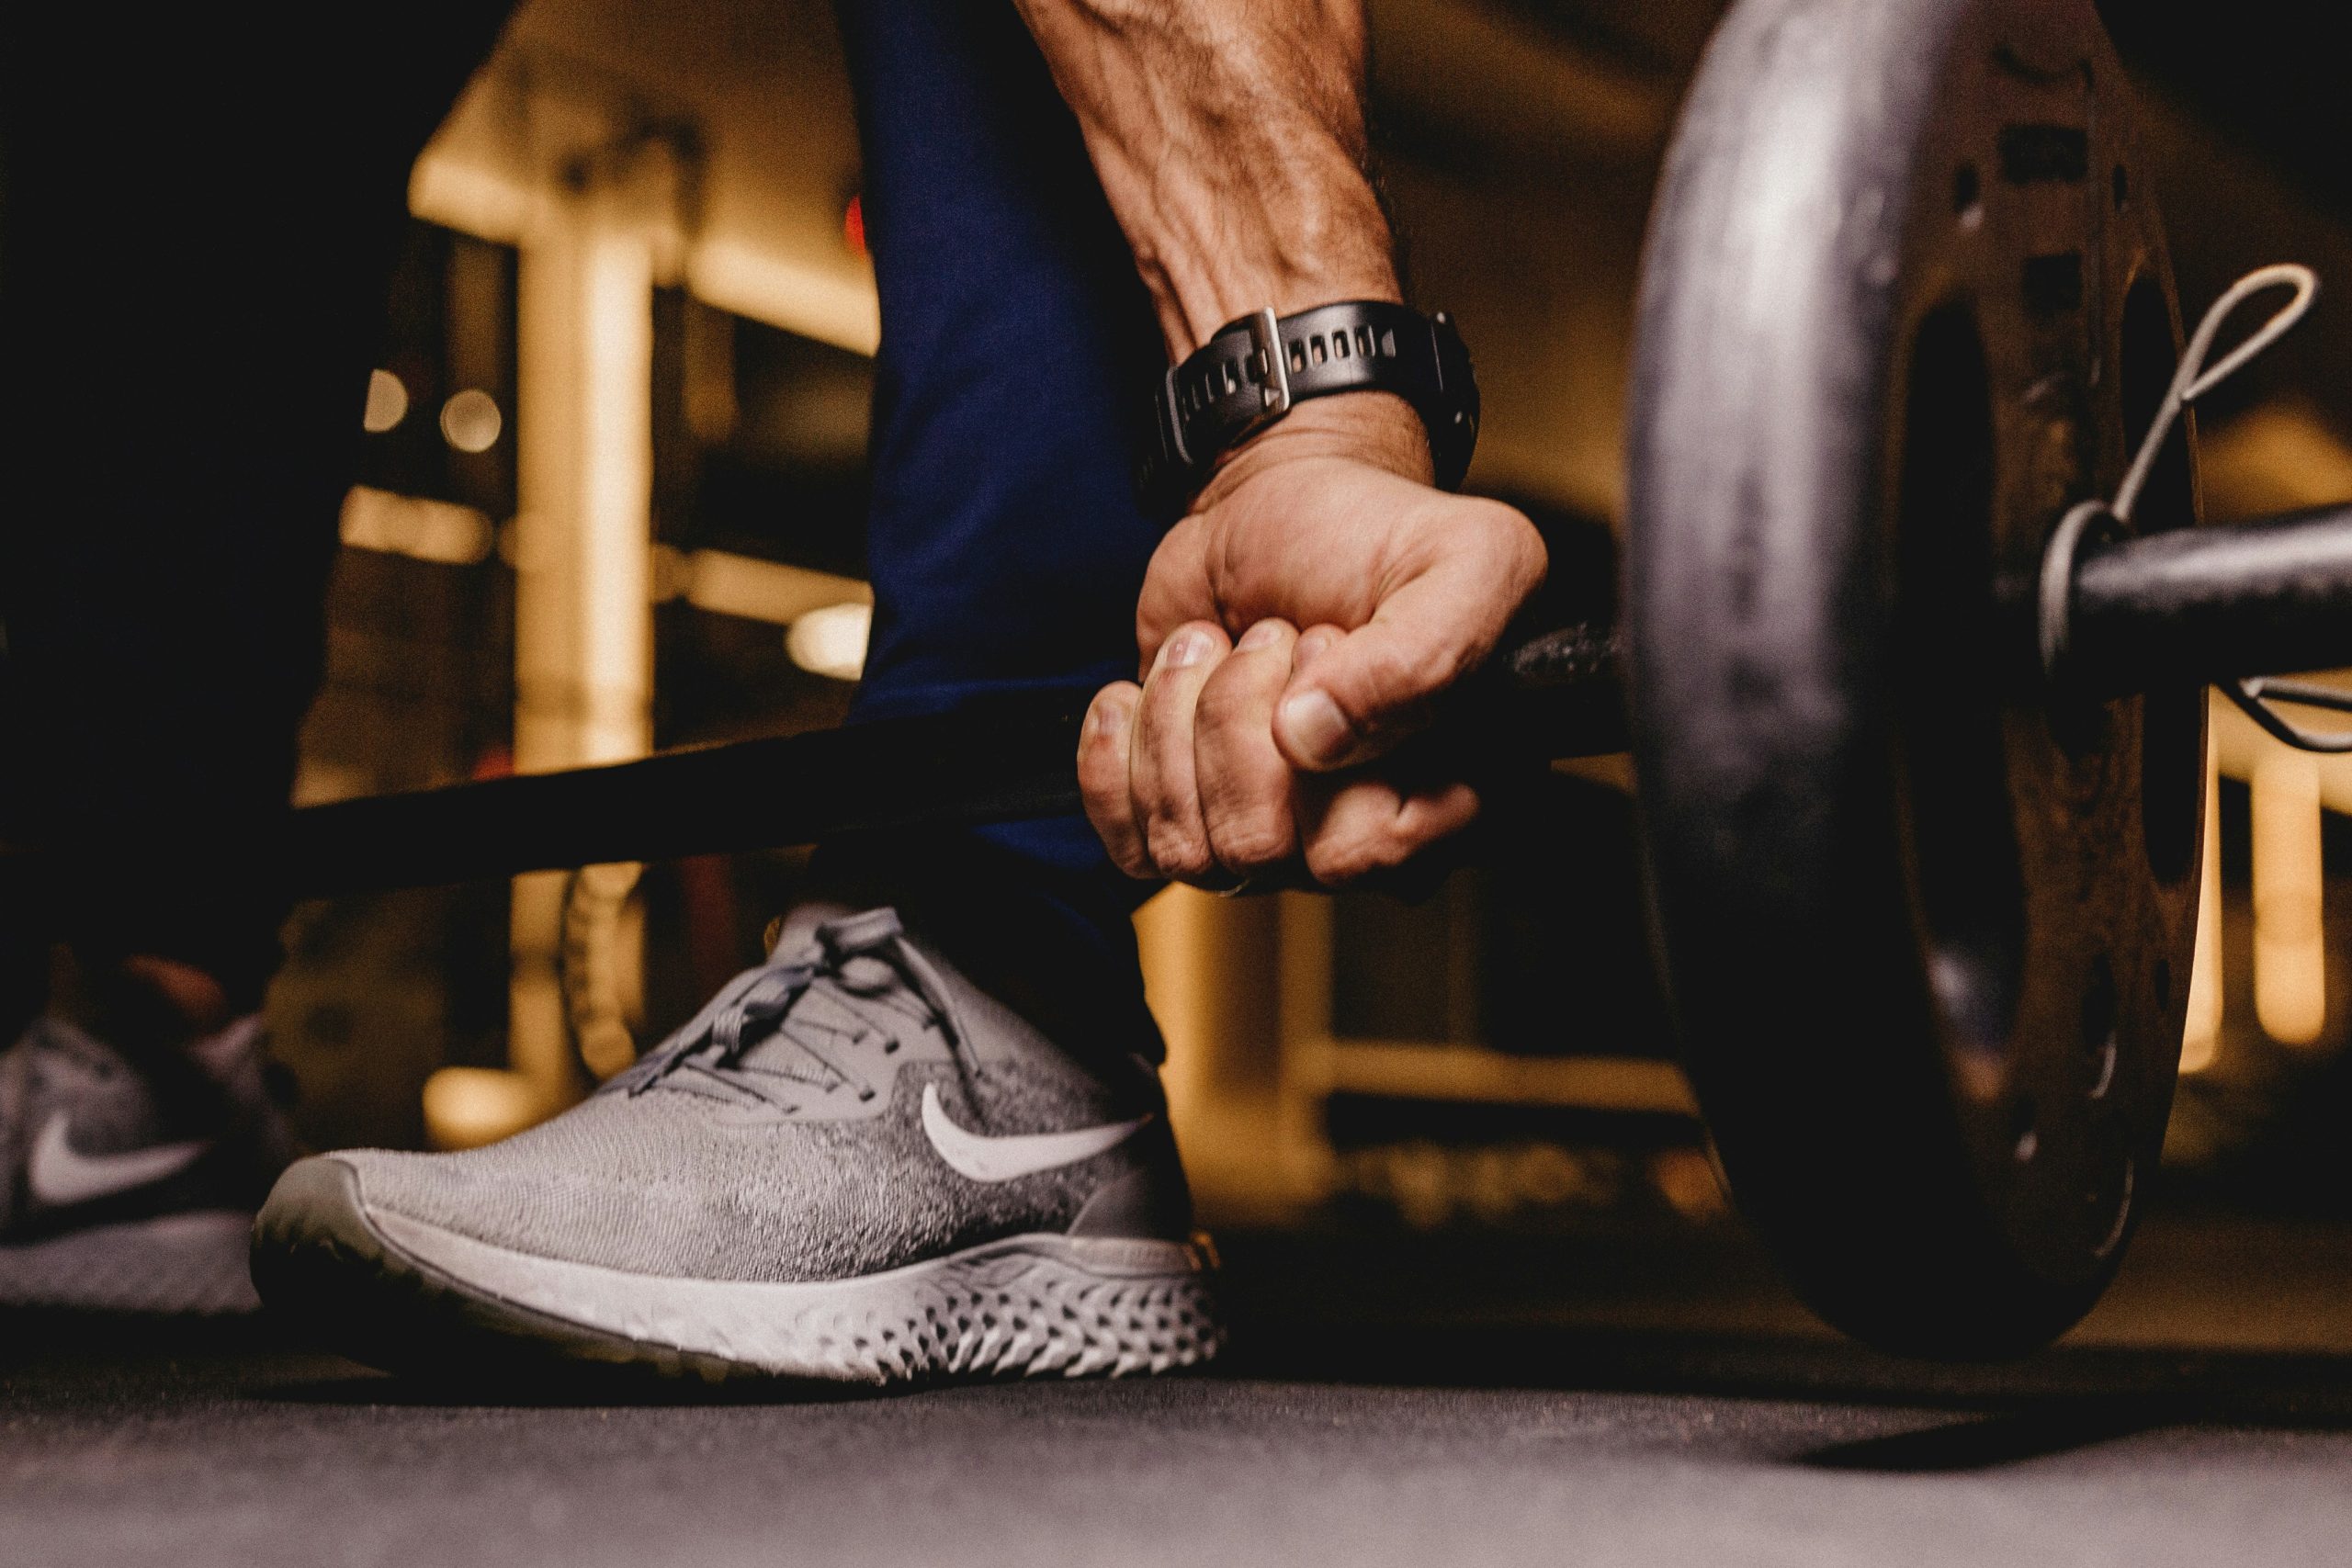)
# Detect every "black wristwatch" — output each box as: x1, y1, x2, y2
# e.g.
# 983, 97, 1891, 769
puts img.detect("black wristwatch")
1136, 300, 1481, 522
